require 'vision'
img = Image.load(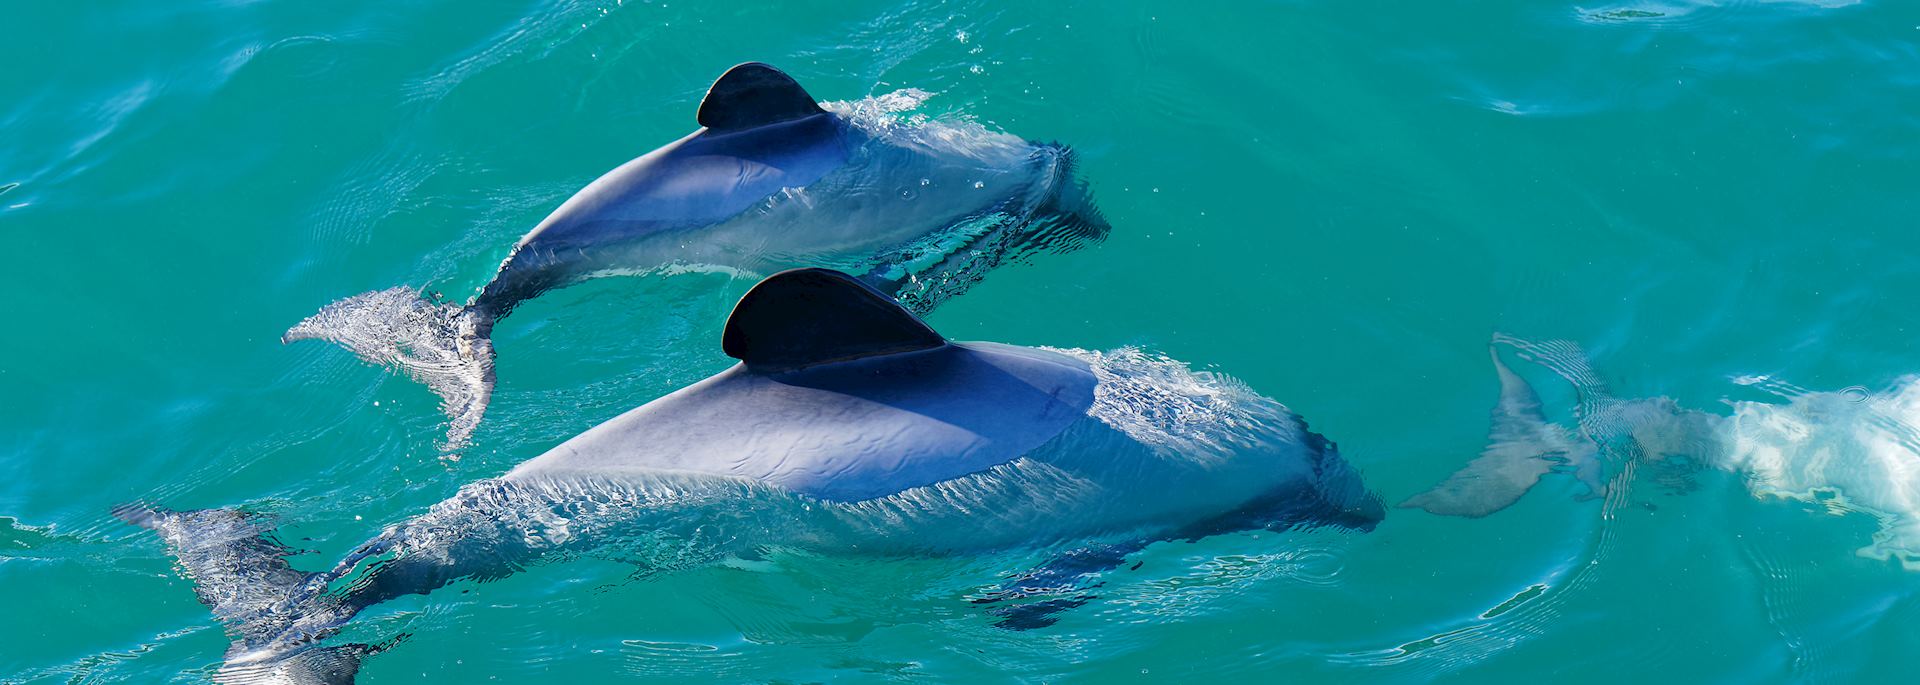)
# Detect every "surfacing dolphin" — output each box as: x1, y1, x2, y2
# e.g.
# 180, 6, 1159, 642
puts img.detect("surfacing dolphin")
284, 63, 1108, 446
1405, 335, 1920, 569
126, 269, 1379, 684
